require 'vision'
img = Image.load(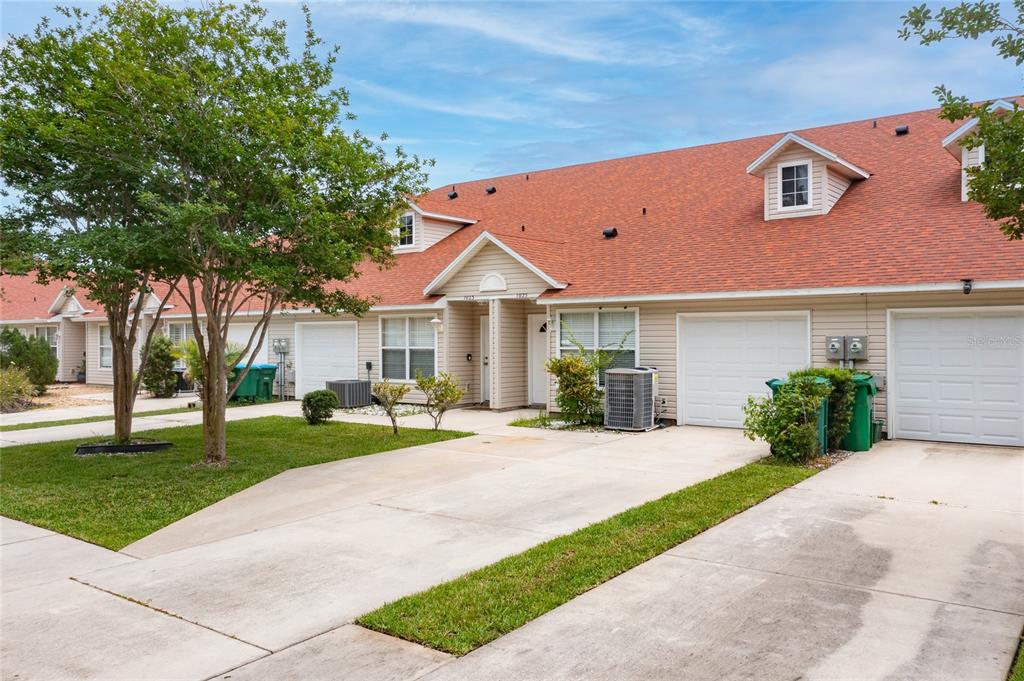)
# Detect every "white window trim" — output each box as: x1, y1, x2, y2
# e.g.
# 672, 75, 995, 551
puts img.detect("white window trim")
98, 324, 113, 368
555, 308, 640, 385
394, 213, 416, 252
378, 315, 438, 383
776, 159, 813, 212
